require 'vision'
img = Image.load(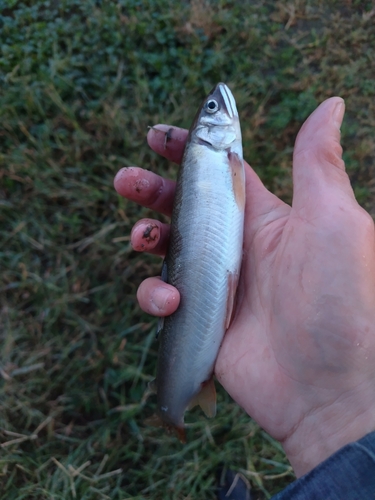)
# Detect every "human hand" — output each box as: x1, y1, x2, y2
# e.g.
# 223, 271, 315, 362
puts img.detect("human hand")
114, 98, 375, 477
